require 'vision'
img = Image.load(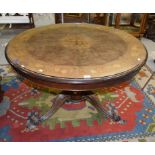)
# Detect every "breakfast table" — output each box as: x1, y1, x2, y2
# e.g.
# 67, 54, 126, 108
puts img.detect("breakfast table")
5, 23, 147, 129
